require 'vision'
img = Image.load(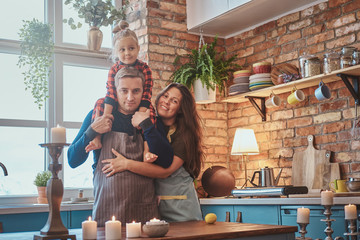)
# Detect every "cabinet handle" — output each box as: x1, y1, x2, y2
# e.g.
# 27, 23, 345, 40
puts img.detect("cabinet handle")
225, 211, 230, 222
236, 211, 242, 223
